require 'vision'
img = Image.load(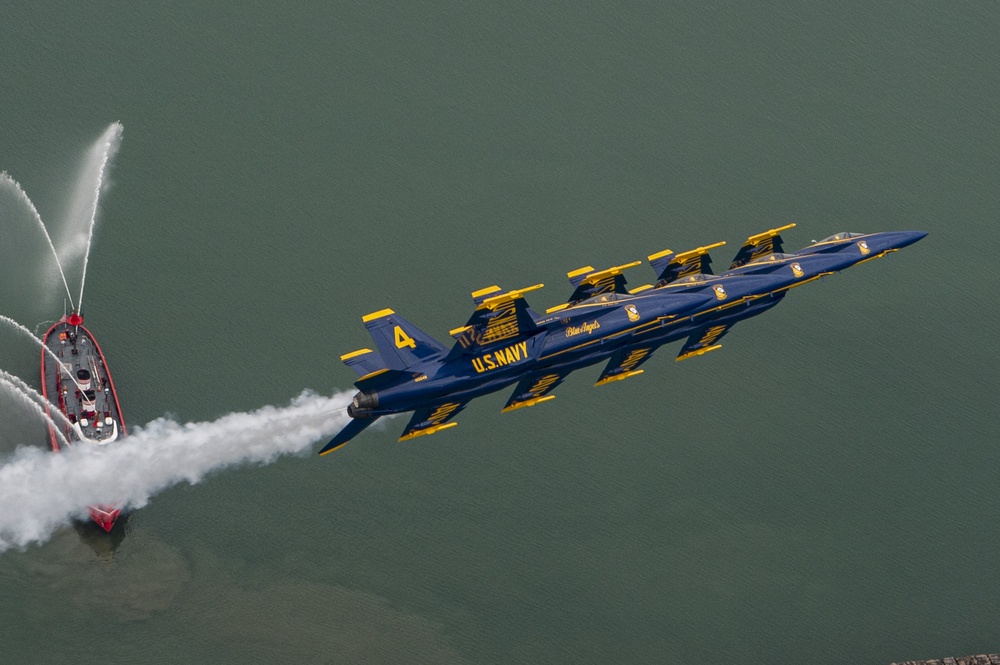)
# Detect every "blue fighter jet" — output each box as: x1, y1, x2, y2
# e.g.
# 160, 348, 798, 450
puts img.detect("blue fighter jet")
319, 225, 926, 454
